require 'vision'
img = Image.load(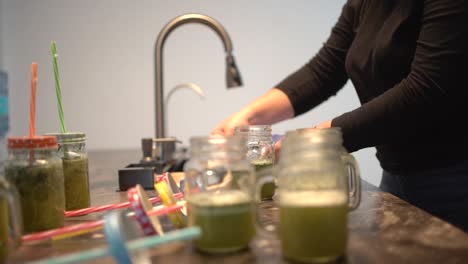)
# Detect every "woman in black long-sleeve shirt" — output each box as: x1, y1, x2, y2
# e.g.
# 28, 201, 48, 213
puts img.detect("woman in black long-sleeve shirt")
212, 0, 468, 231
